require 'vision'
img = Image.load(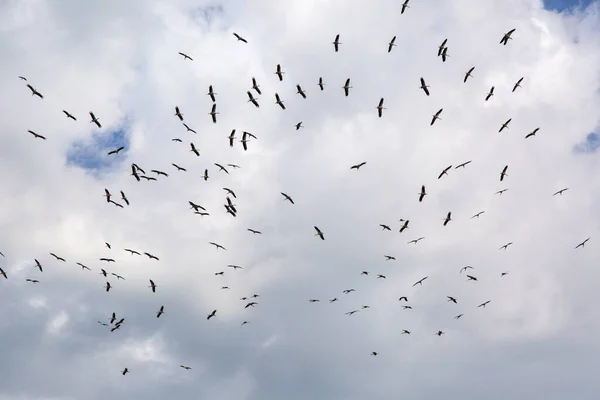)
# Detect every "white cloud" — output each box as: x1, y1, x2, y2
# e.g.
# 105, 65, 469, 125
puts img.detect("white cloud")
1, 0, 600, 399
